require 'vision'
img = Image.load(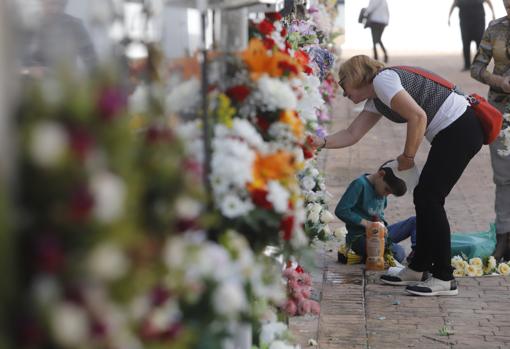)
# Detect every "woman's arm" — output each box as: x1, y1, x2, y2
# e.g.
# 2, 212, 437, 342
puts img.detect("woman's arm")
448, 0, 457, 26
484, 0, 496, 20
389, 90, 427, 170
470, 23, 510, 91
312, 110, 382, 149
